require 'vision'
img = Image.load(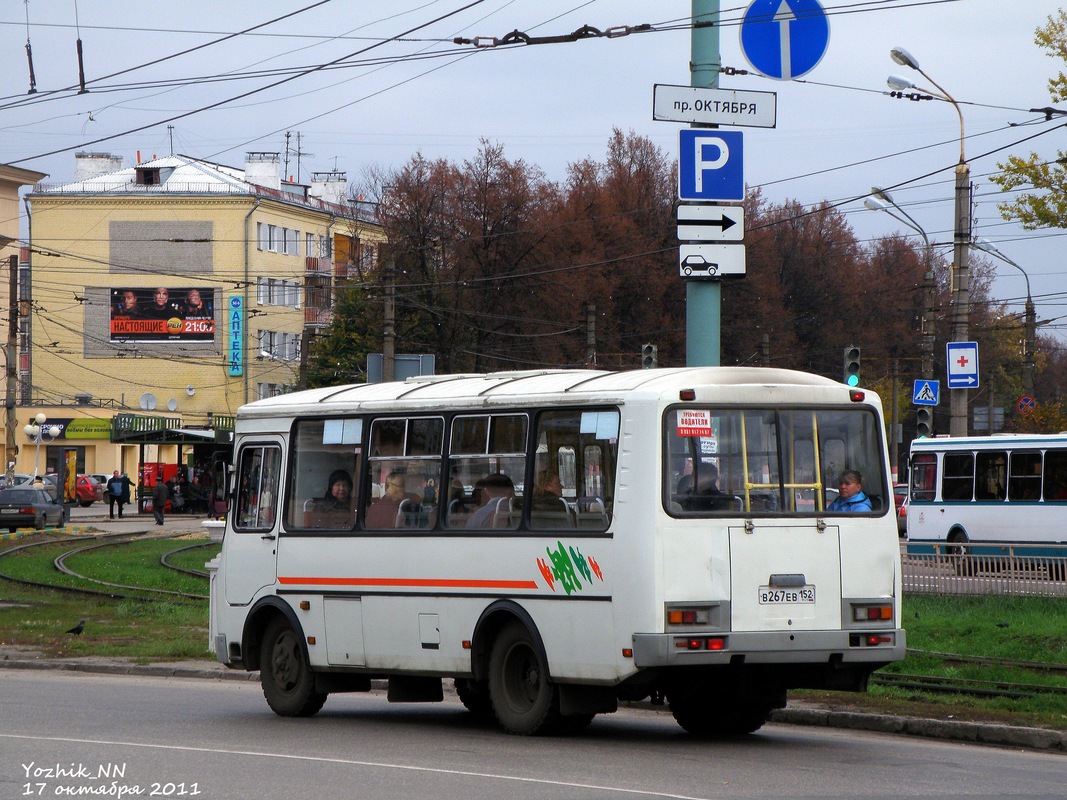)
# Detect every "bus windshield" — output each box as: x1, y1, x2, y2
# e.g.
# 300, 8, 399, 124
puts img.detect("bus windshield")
664, 406, 886, 516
